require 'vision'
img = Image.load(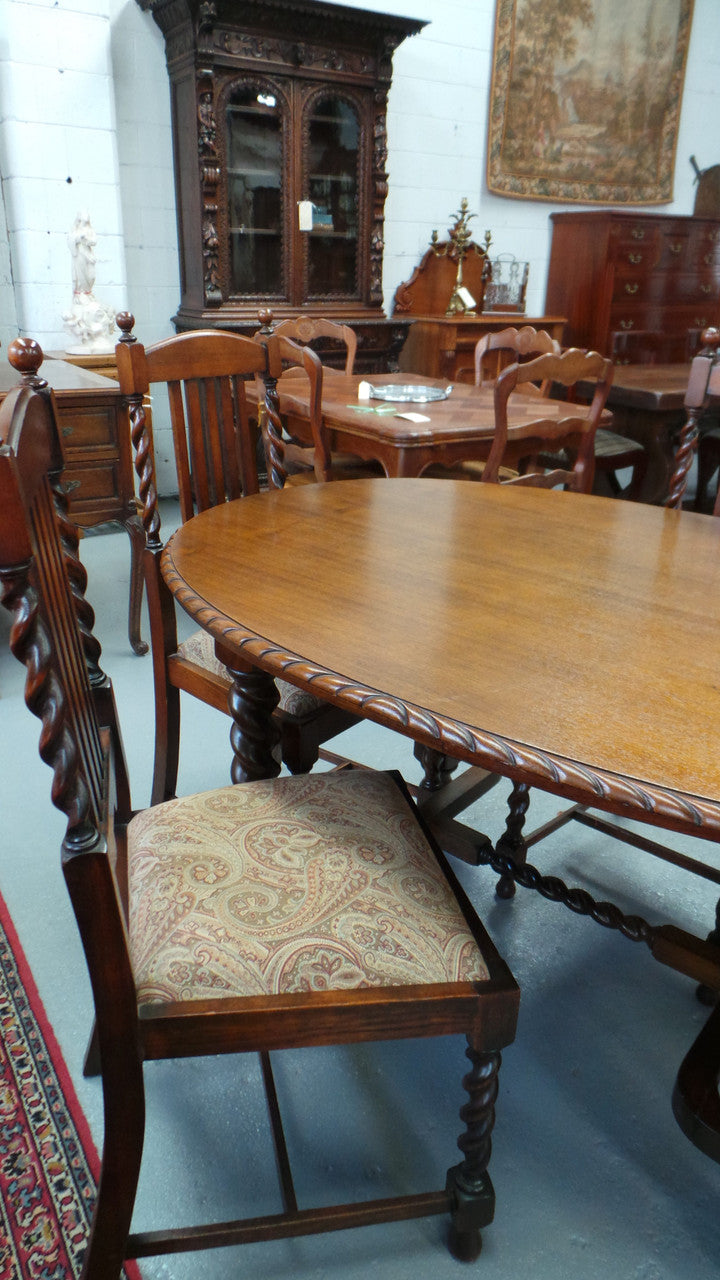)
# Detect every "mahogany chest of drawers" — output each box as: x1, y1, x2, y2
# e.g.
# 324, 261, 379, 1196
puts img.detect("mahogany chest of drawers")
545, 211, 720, 364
